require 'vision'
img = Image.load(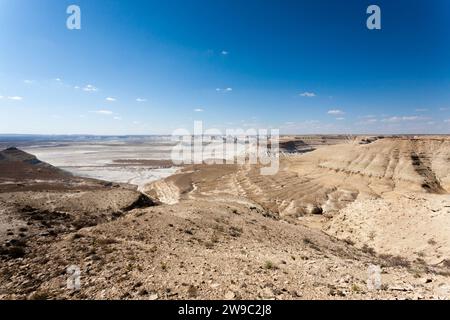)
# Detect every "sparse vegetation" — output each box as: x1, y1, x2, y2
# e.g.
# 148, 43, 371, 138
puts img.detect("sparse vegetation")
379, 254, 410, 268
344, 238, 355, 246
29, 290, 51, 300
361, 244, 376, 256
303, 237, 321, 251
96, 237, 118, 246
211, 232, 219, 243
229, 226, 243, 237
204, 242, 214, 249
0, 245, 26, 259
263, 260, 277, 270
351, 284, 362, 293
187, 285, 198, 298
442, 259, 450, 268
